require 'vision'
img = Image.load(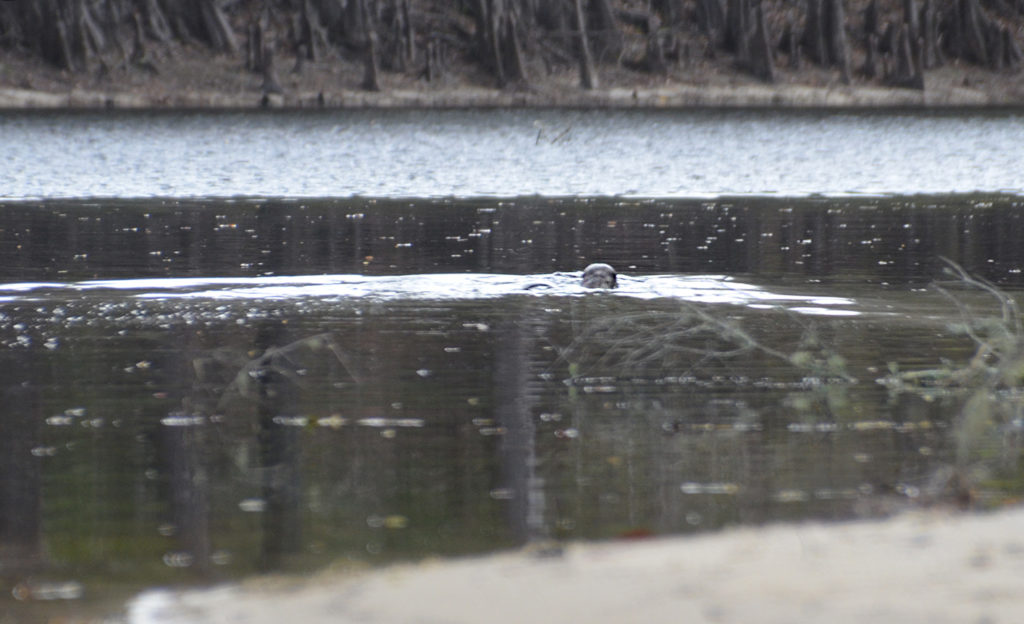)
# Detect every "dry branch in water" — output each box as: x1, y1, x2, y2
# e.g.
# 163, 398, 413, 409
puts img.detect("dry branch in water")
881, 258, 1024, 488
561, 303, 853, 383
216, 333, 360, 411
